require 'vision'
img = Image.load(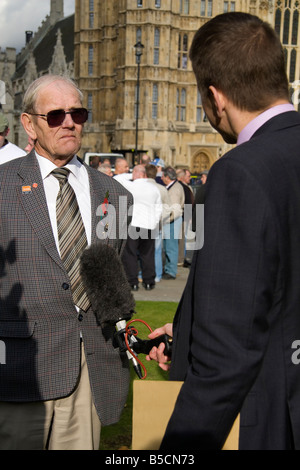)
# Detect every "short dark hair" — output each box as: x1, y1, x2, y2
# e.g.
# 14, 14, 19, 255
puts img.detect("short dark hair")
163, 166, 177, 181
189, 12, 289, 112
145, 164, 157, 179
